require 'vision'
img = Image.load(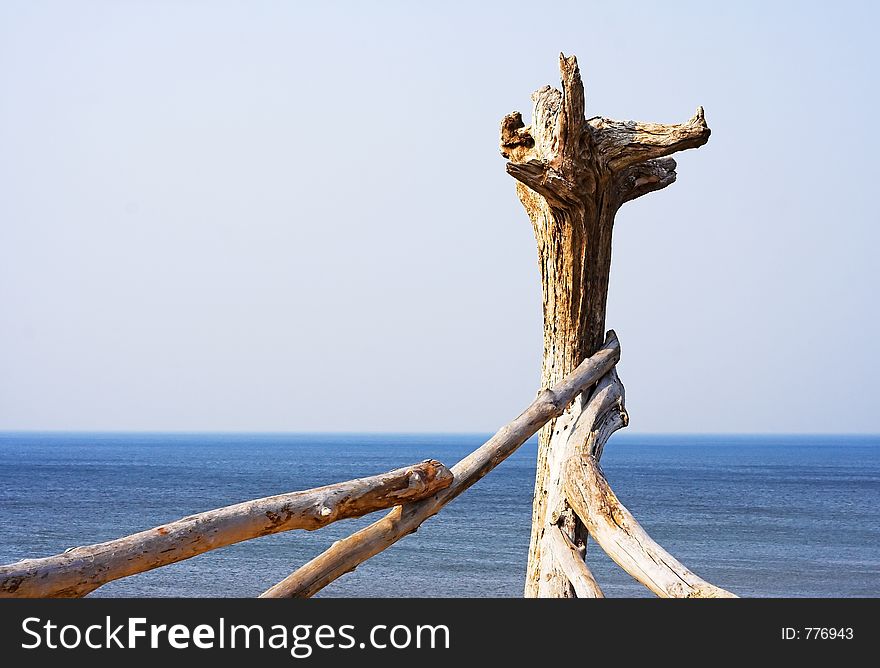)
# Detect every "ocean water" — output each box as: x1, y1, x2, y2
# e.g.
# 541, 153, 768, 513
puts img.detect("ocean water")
0, 433, 877, 598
